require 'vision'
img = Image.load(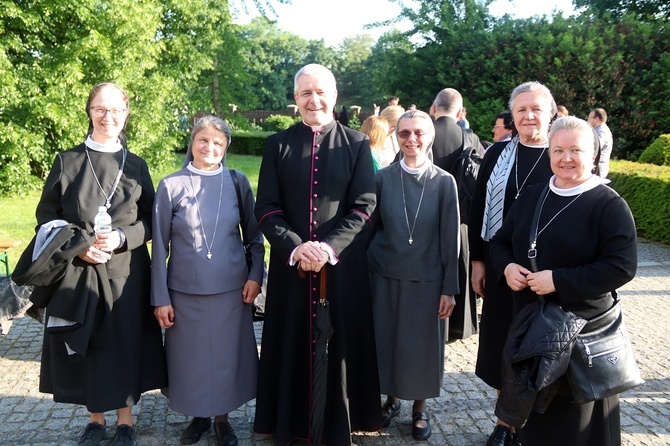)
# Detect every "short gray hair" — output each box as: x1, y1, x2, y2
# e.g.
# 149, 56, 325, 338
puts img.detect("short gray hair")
183, 115, 232, 168
509, 81, 557, 117
294, 64, 337, 93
